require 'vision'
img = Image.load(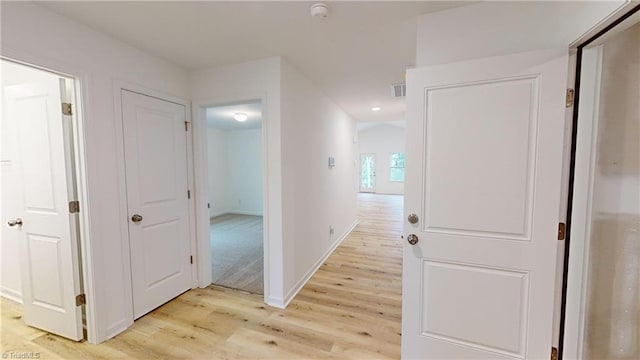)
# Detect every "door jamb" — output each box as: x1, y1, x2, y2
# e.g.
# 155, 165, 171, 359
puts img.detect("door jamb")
559, 4, 640, 359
